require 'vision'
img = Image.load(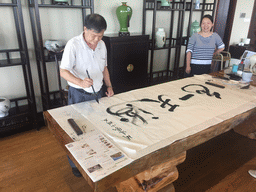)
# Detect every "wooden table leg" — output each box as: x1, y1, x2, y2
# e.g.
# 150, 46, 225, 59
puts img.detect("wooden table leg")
115, 152, 186, 192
